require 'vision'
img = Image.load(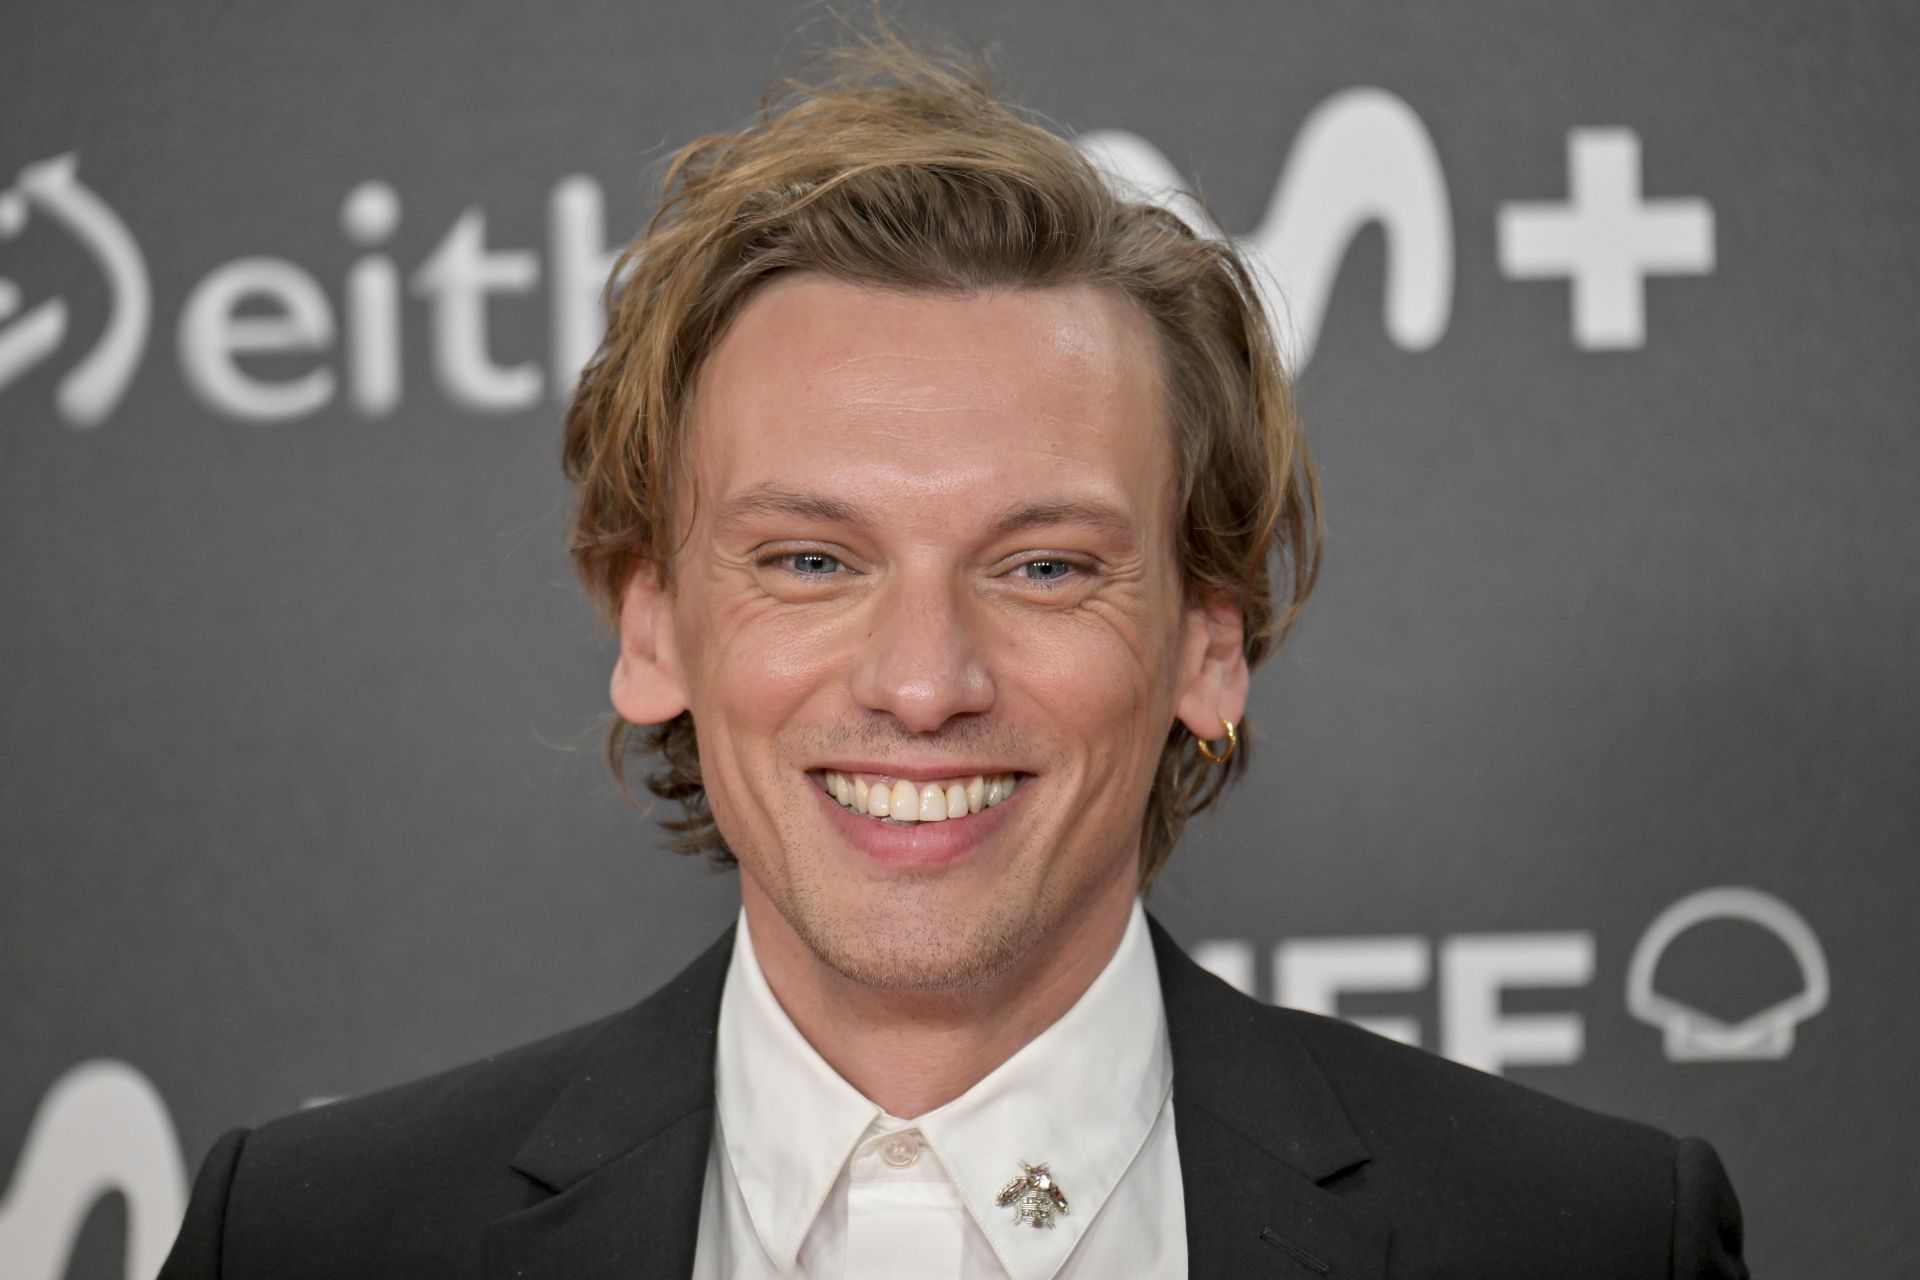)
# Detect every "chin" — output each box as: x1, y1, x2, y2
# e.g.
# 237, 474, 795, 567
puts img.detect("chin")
783, 878, 1057, 994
